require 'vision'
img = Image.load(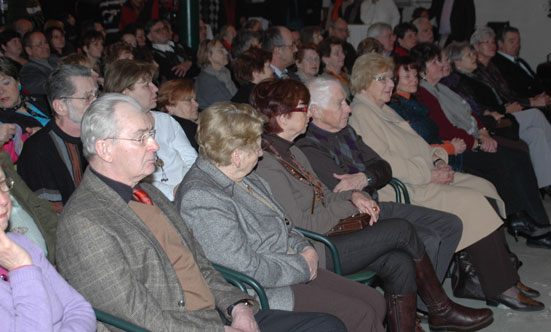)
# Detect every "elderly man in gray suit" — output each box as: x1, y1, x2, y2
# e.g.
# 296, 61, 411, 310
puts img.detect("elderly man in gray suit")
55, 93, 345, 332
